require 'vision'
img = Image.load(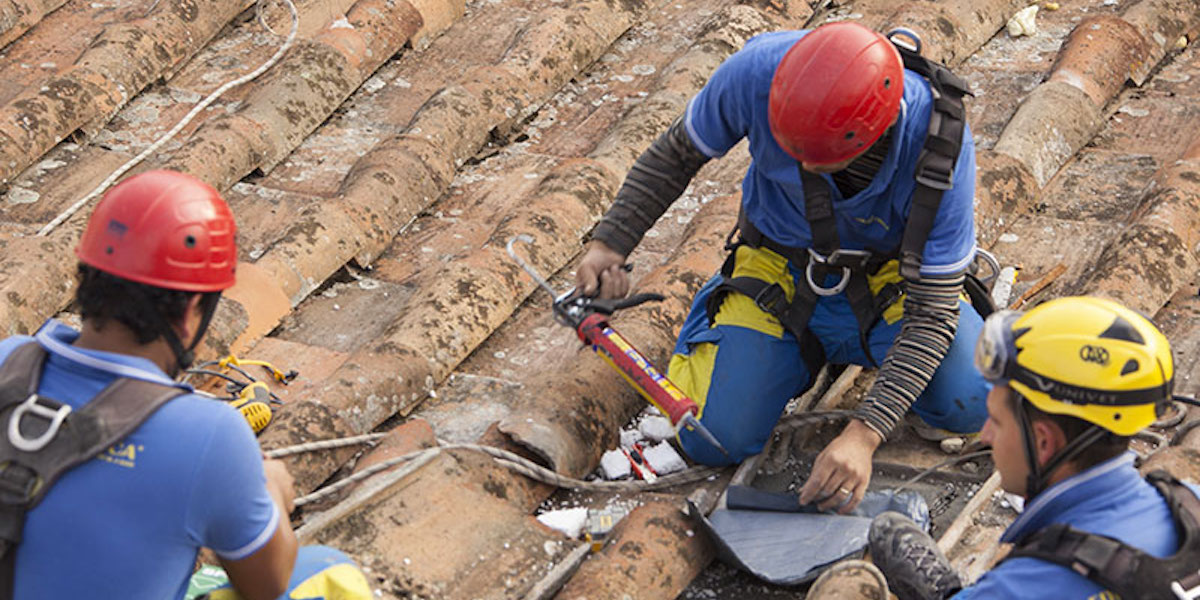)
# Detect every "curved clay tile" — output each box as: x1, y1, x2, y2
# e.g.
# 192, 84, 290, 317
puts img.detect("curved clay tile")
883, 0, 1028, 66
1079, 137, 1200, 314
990, 1, 1200, 187
0, 0, 68, 50
0, 0, 250, 188
160, 0, 428, 189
